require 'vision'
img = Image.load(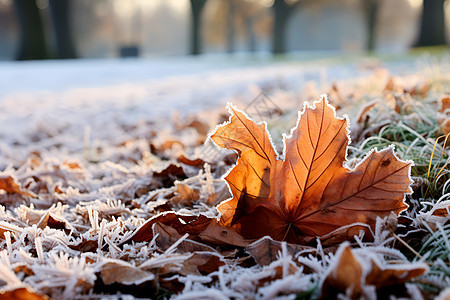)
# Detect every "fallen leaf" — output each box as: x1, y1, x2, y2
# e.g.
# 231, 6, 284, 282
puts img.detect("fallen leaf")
63, 160, 82, 169
438, 95, 450, 135
321, 243, 363, 298
246, 236, 313, 266
0, 287, 48, 300
36, 213, 68, 232
0, 221, 23, 240
0, 175, 35, 198
183, 119, 210, 136
122, 212, 246, 247
153, 221, 216, 253
13, 264, 34, 276
197, 218, 247, 247
211, 97, 412, 244
170, 183, 200, 206
100, 260, 154, 285
439, 95, 450, 112
153, 164, 187, 188
350, 100, 379, 144
179, 252, 224, 276
123, 213, 211, 244
177, 154, 206, 168
68, 238, 98, 253
365, 260, 426, 288
356, 100, 378, 124
321, 243, 427, 299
